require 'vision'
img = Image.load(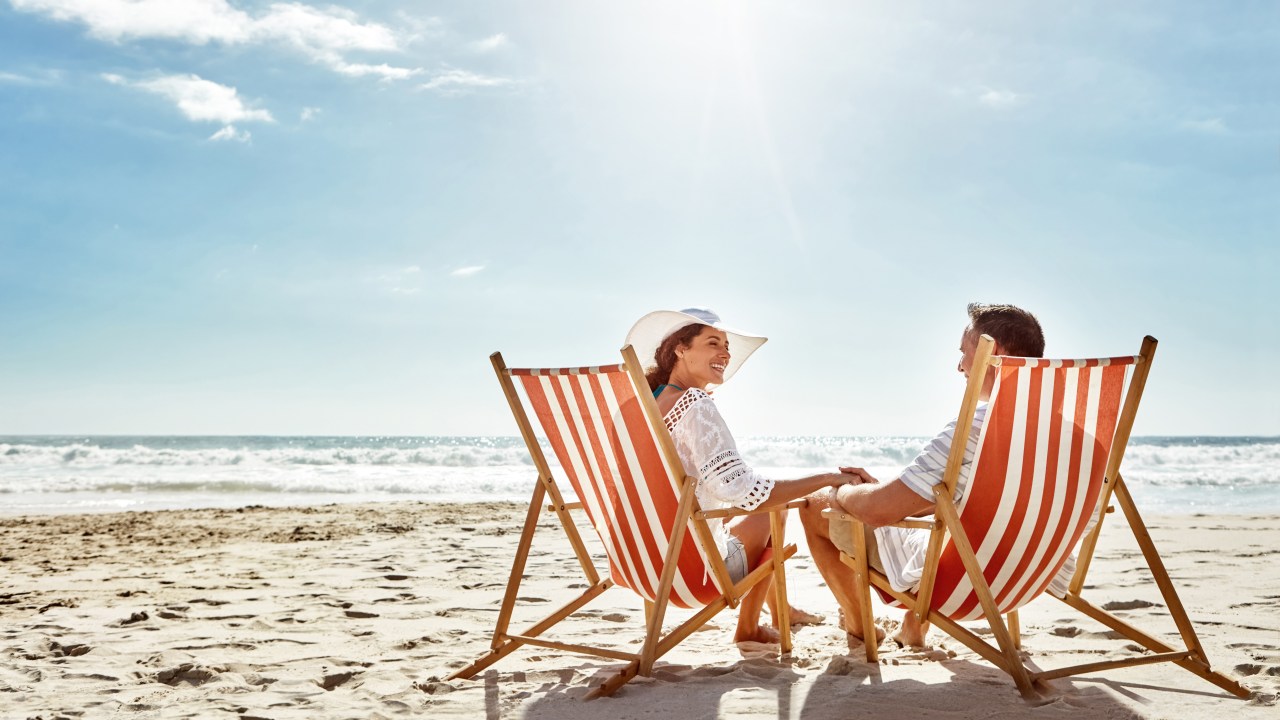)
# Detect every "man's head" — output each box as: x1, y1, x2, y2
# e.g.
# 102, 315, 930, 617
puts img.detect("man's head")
958, 303, 1045, 381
